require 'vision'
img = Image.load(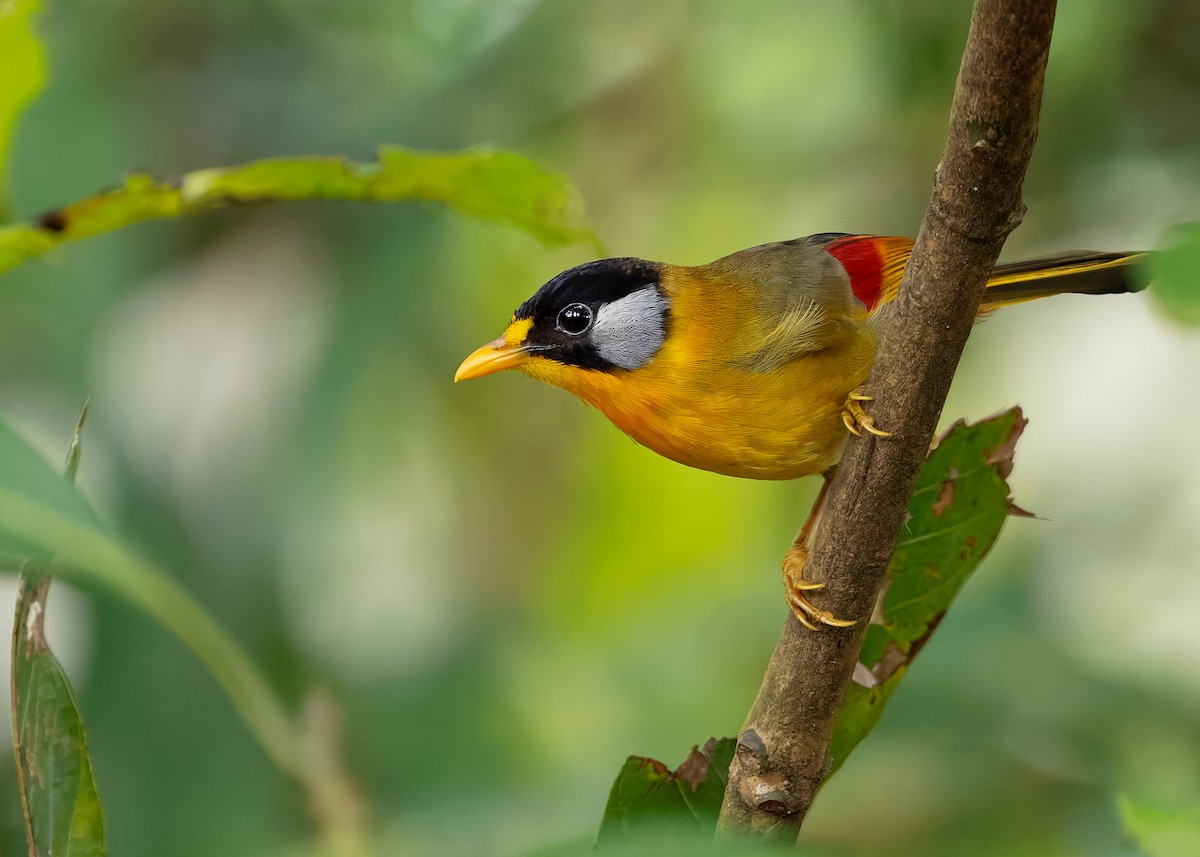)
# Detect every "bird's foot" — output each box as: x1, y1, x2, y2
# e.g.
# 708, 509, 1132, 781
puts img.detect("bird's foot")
842, 391, 891, 438
782, 545, 855, 631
